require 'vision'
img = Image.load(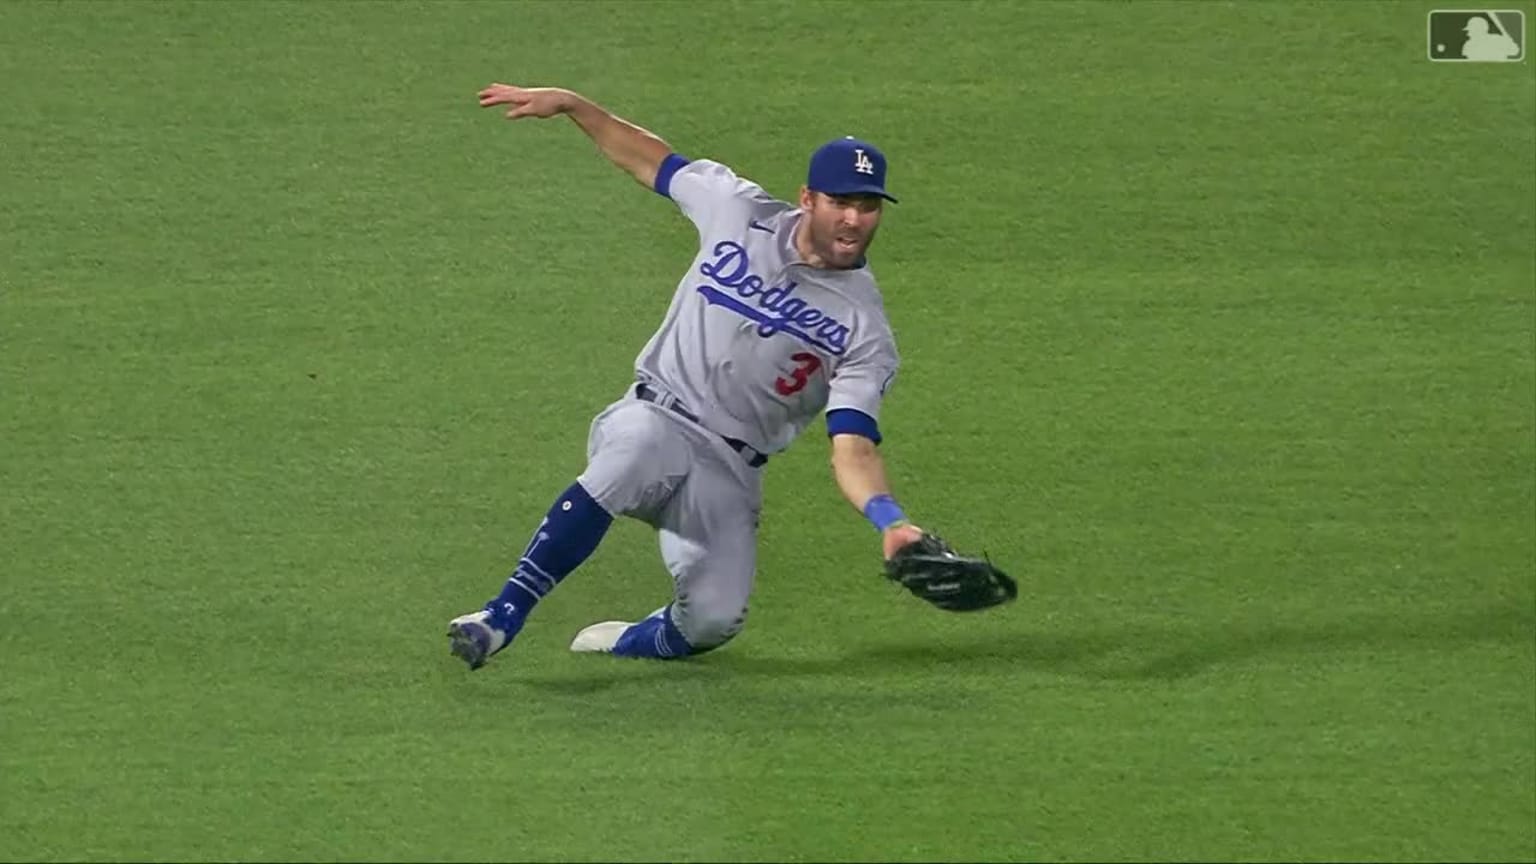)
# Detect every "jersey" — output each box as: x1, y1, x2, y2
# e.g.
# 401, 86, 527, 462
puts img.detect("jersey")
632, 157, 900, 455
